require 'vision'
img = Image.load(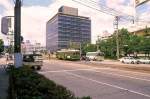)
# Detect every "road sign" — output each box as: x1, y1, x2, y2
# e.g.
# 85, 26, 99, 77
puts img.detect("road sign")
1, 17, 9, 35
